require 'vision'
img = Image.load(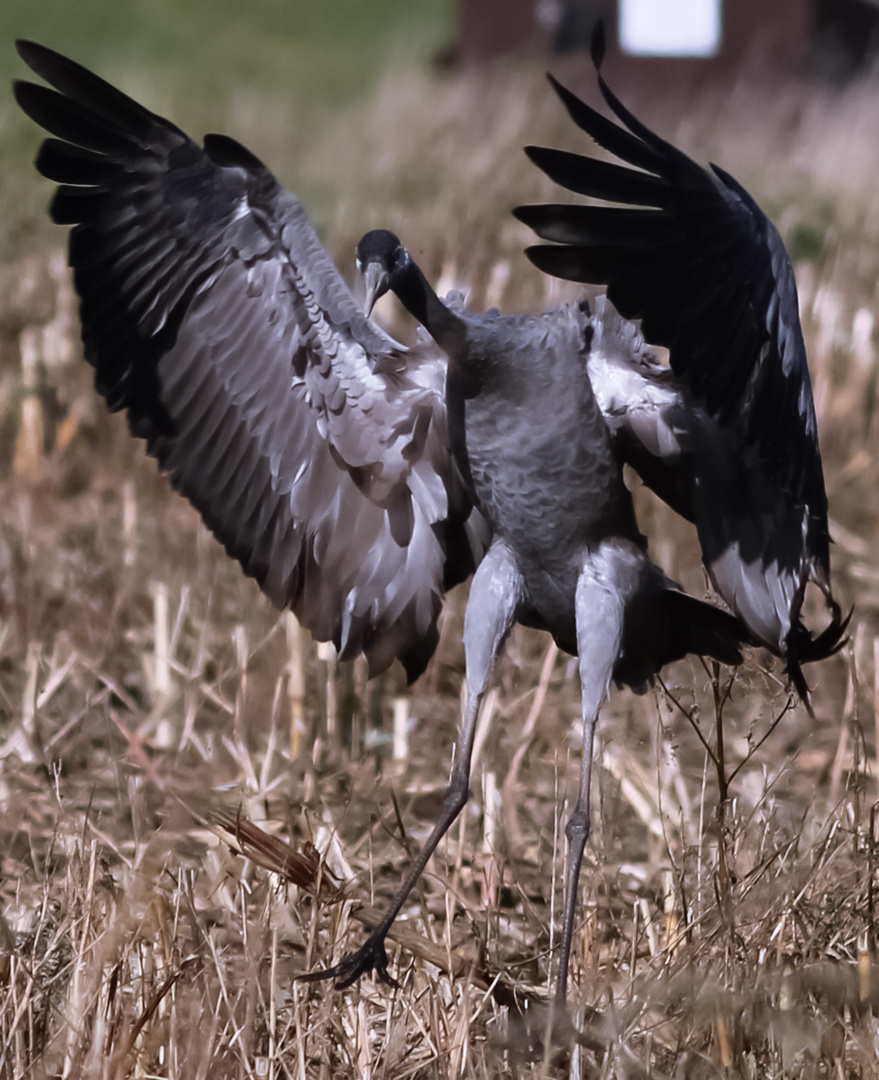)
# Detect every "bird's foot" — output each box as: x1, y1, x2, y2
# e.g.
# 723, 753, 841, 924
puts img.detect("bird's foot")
298, 932, 398, 990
